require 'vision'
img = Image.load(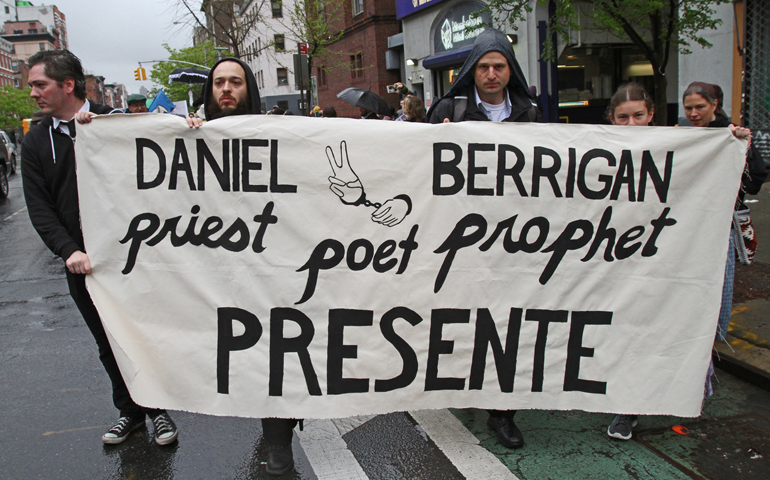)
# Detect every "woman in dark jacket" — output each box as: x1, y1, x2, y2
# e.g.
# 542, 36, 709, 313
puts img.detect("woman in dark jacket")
683, 82, 767, 345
